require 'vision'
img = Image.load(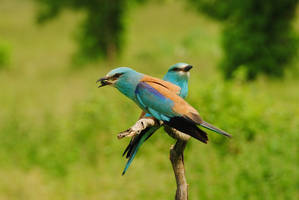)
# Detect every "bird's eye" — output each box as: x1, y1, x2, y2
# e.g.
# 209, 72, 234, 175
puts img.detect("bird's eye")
171, 68, 180, 71
111, 73, 124, 80
114, 73, 123, 78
